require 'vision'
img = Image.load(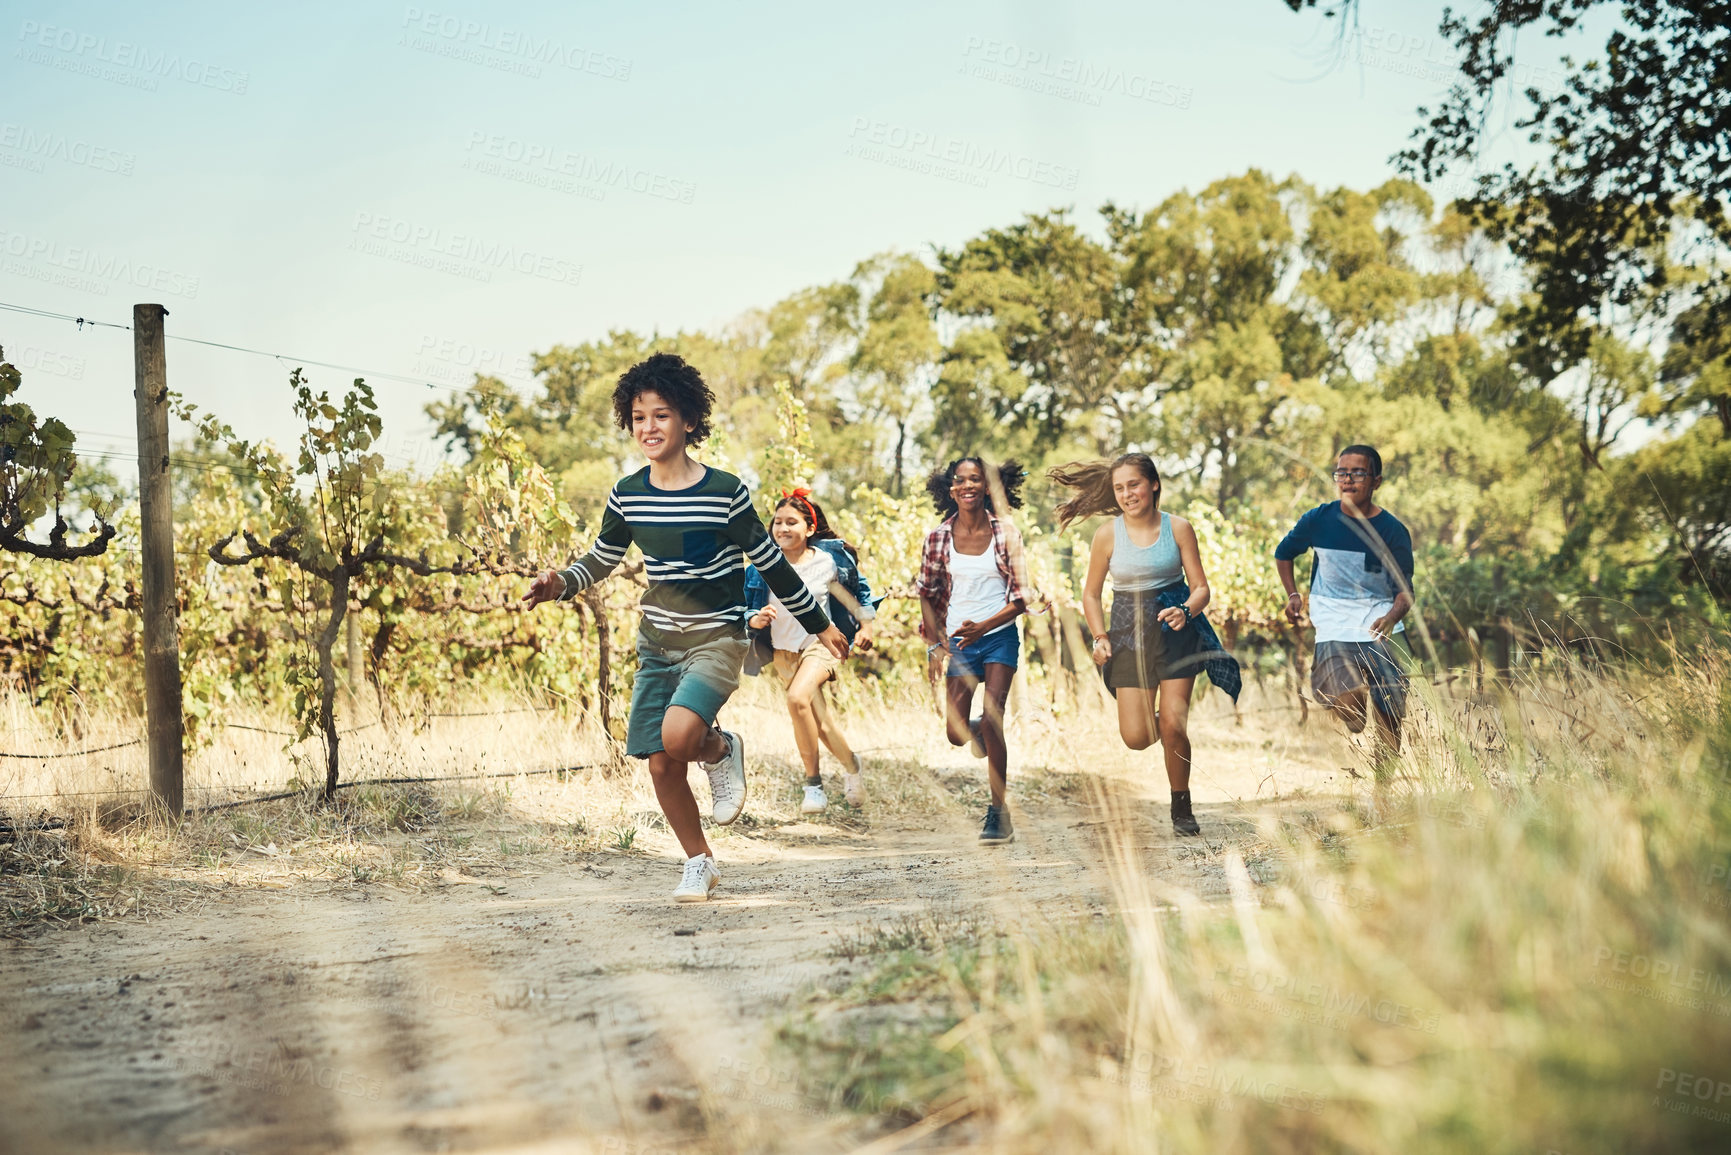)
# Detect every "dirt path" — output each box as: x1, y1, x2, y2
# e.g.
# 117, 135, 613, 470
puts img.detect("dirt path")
0, 703, 1355, 1154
